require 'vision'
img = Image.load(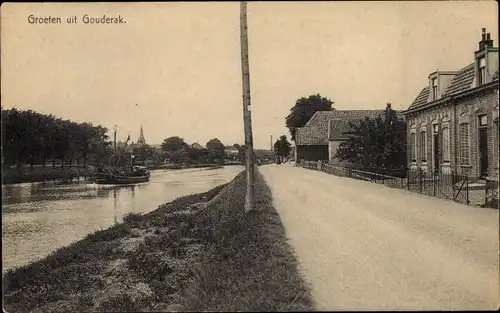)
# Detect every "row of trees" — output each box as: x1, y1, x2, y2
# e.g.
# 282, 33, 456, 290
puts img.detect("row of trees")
285, 94, 407, 169
159, 137, 227, 165
2, 108, 111, 169
157, 137, 274, 165
2, 108, 278, 170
